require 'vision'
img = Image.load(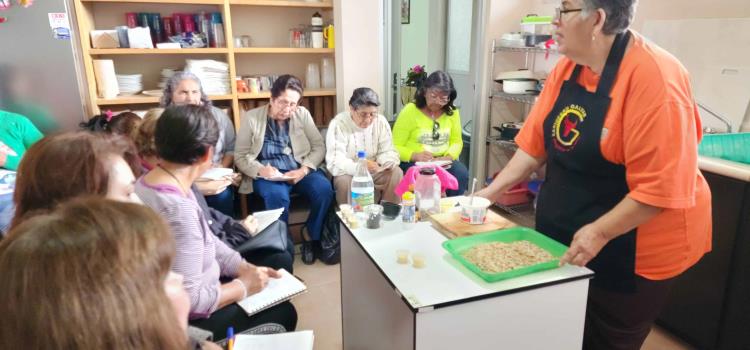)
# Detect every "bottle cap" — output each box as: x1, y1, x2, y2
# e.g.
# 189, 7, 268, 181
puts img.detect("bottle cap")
357, 150, 366, 159
418, 167, 436, 175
